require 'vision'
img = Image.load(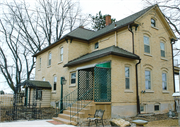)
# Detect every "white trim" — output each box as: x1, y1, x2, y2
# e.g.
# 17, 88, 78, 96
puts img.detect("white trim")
76, 64, 97, 70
